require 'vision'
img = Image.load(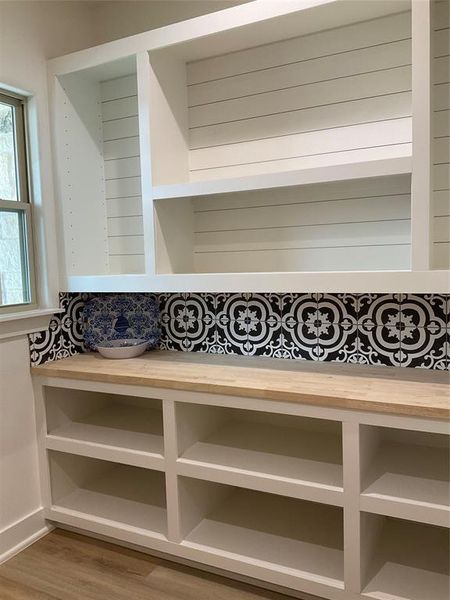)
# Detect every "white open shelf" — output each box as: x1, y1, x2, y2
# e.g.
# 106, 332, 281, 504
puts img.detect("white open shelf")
150, 5, 414, 277
48, 451, 167, 537
180, 477, 344, 590
360, 426, 450, 527
48, 0, 450, 291
53, 56, 146, 278
155, 173, 412, 274
176, 404, 342, 505
361, 514, 450, 600
152, 157, 412, 200
45, 387, 164, 469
